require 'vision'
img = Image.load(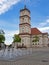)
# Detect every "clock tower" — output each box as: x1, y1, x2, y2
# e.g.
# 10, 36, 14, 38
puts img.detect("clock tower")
19, 6, 31, 47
